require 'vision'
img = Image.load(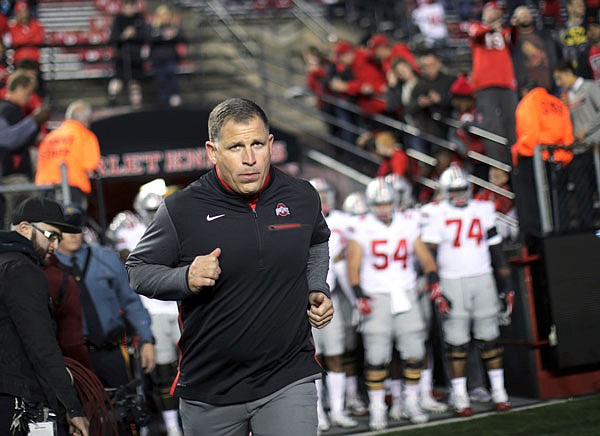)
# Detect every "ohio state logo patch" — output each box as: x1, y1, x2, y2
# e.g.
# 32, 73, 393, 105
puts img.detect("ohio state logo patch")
275, 202, 290, 217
